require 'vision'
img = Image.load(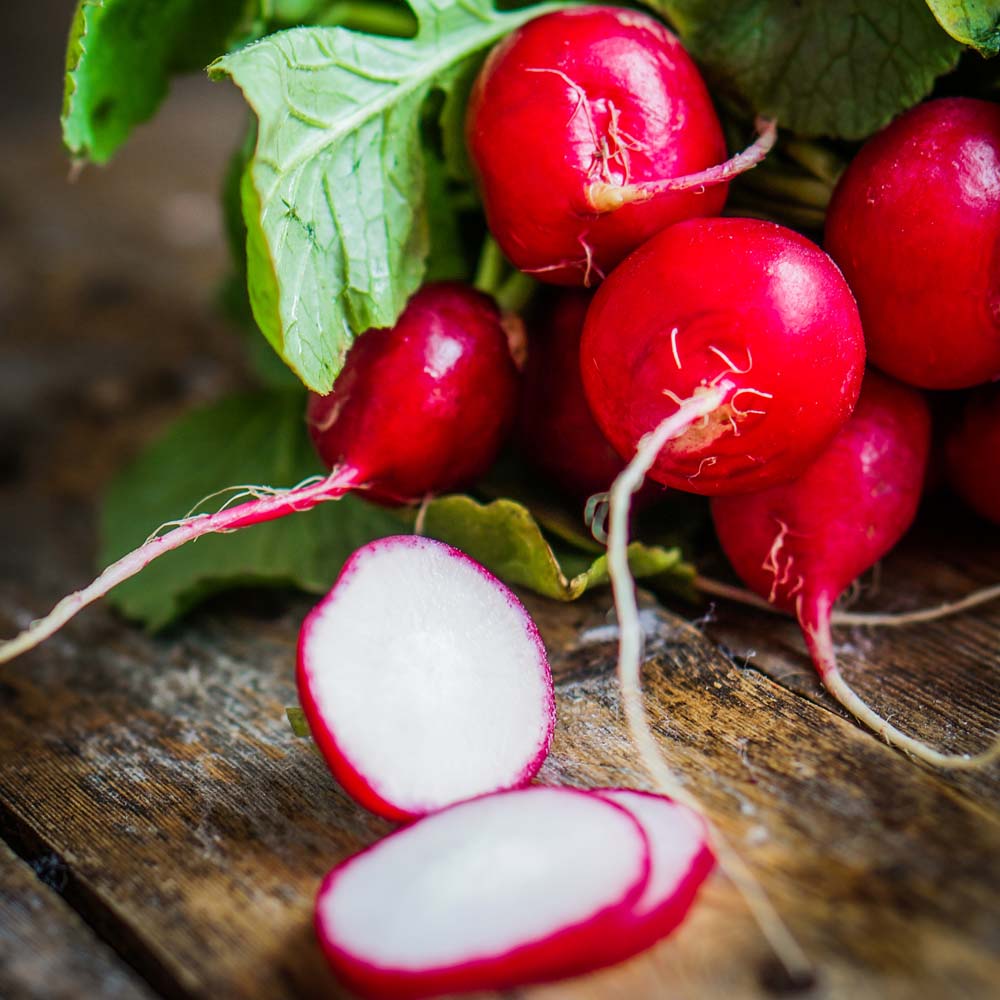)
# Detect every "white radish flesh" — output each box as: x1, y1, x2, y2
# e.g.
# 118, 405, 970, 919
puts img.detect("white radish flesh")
297, 536, 555, 820
315, 787, 651, 998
